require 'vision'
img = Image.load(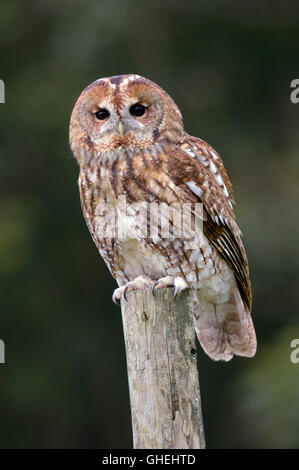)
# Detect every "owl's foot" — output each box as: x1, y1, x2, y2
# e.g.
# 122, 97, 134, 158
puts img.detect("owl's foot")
112, 275, 154, 304
112, 275, 189, 305
152, 276, 189, 299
